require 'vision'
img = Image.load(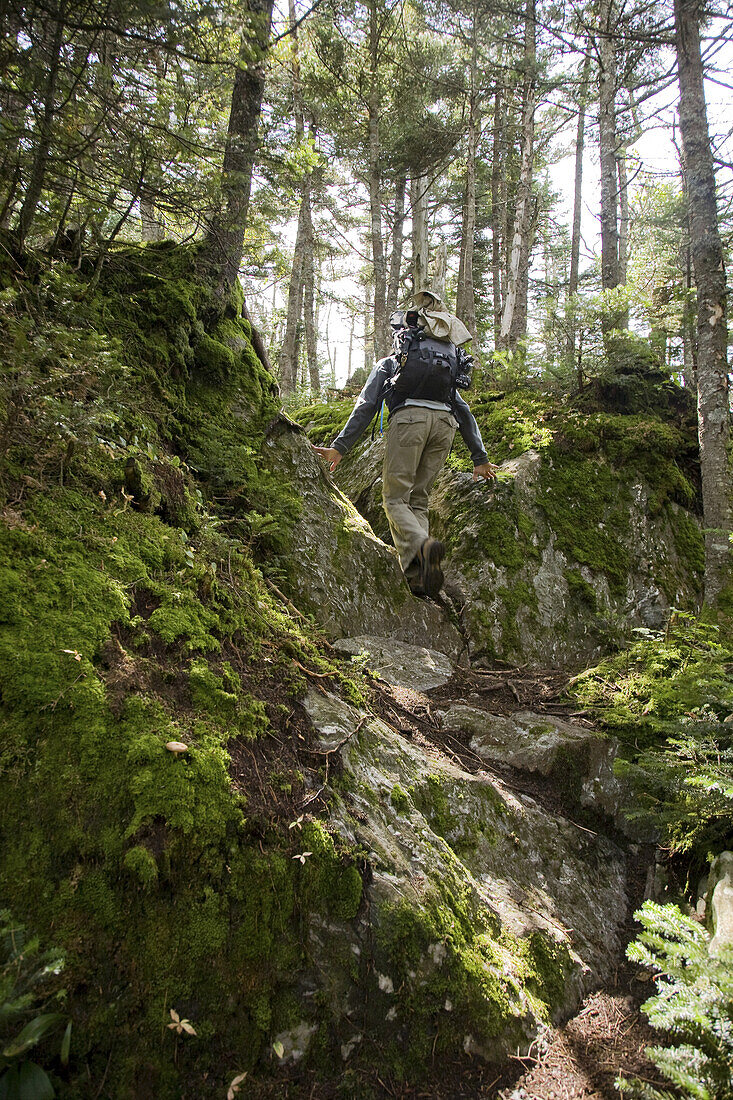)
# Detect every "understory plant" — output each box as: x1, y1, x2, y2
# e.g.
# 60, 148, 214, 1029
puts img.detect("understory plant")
618, 901, 733, 1100
0, 912, 70, 1100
